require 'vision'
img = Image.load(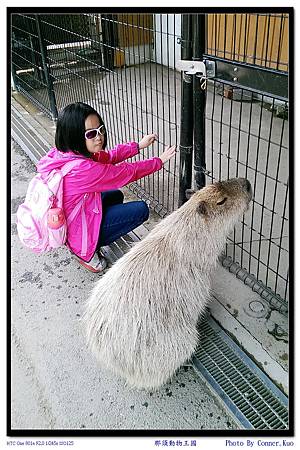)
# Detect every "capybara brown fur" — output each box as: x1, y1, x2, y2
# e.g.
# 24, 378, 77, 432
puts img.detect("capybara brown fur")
84, 178, 252, 390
